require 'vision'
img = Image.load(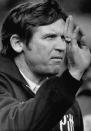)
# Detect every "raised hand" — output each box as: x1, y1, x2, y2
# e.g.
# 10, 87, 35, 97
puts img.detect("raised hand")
64, 16, 91, 80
